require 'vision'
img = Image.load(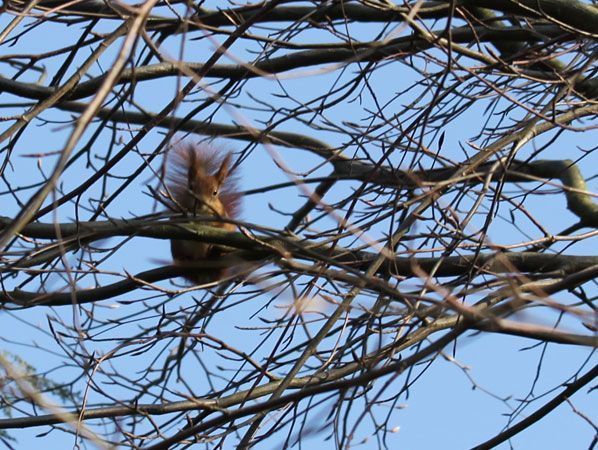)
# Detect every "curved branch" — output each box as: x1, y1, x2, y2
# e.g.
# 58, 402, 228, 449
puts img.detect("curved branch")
472, 364, 598, 450
3, 216, 597, 272
461, 0, 598, 36
0, 268, 595, 431
11, 1, 598, 36
0, 24, 571, 102
1, 215, 596, 306
512, 160, 598, 228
